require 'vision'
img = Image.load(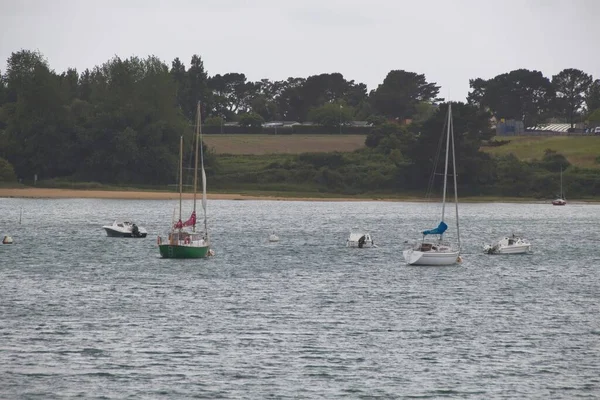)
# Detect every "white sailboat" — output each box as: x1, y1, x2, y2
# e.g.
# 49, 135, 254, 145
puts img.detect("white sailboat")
403, 103, 461, 266
552, 168, 566, 206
